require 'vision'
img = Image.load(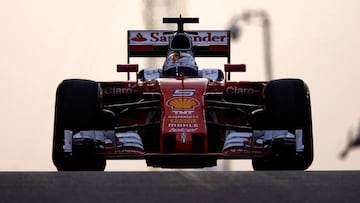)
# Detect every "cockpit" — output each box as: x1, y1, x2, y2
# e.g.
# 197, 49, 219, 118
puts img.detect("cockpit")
162, 51, 198, 78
